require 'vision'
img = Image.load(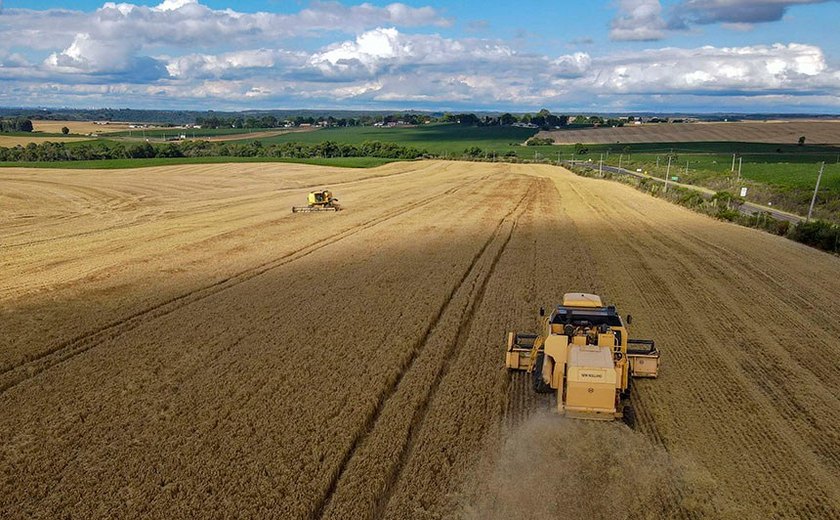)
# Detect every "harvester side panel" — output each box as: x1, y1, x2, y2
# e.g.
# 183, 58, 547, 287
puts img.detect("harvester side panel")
627, 339, 660, 378
504, 332, 538, 371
